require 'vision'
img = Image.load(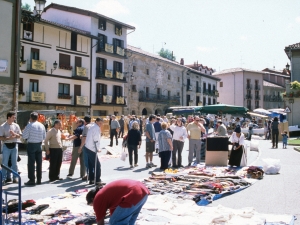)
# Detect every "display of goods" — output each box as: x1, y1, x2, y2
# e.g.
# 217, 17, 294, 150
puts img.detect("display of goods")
69, 114, 77, 122
38, 114, 46, 123
165, 168, 178, 174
